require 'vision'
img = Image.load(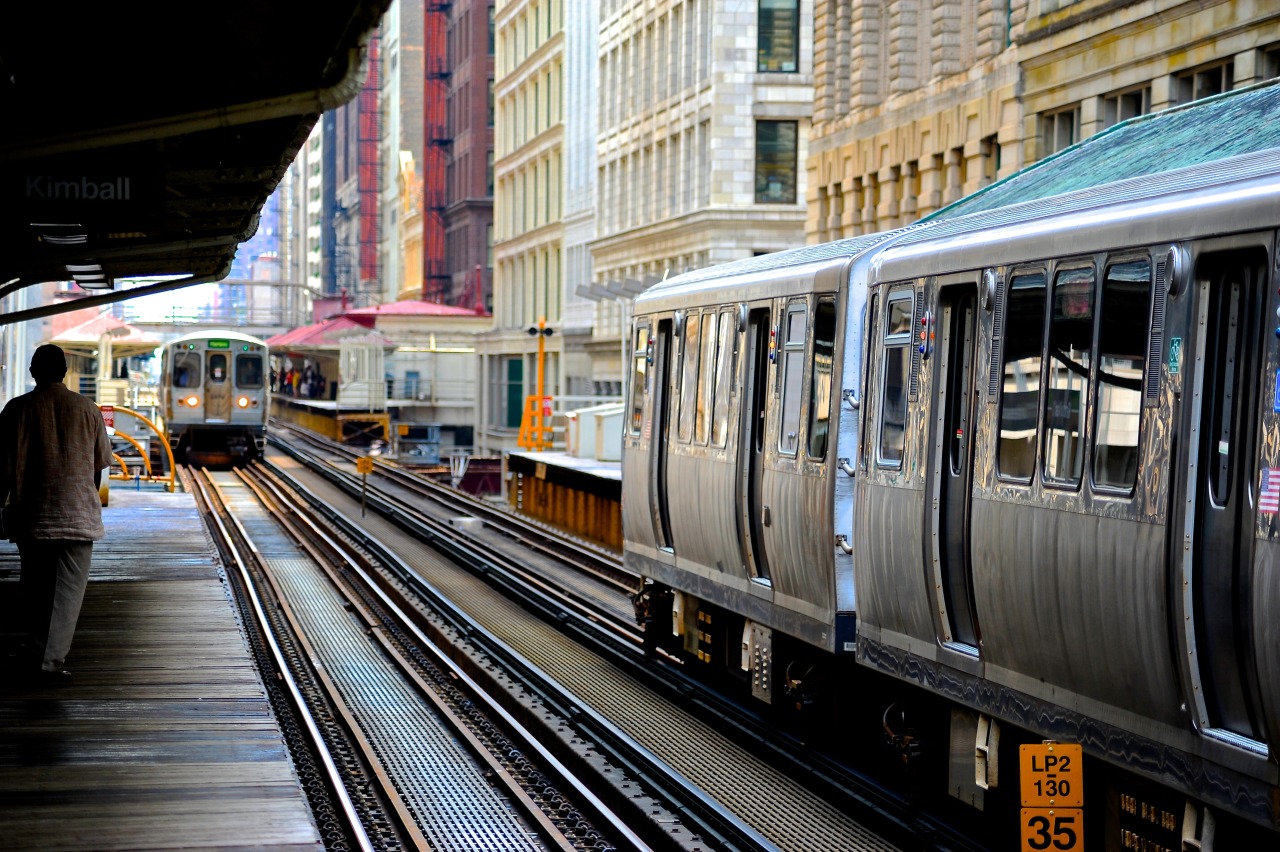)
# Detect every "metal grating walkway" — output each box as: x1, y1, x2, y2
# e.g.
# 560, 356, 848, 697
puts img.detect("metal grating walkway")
220, 475, 542, 852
